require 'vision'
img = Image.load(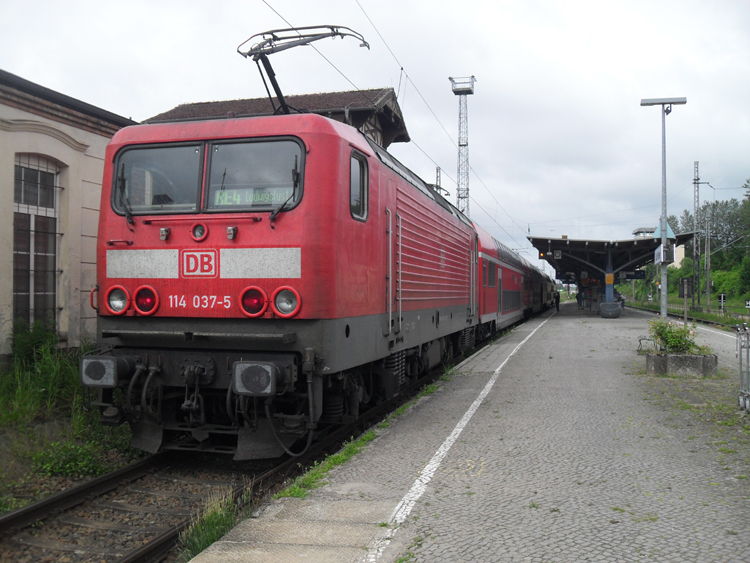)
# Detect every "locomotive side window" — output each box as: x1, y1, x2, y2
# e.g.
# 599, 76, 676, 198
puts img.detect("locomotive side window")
206, 139, 303, 212
350, 152, 368, 221
112, 144, 202, 215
